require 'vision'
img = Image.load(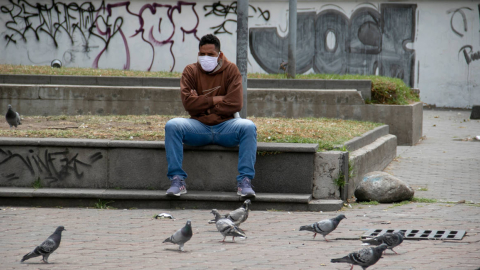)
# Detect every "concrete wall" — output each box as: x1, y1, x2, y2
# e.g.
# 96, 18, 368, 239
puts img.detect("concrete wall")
0, 132, 396, 200
348, 134, 398, 199
0, 138, 317, 194
0, 1, 478, 108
